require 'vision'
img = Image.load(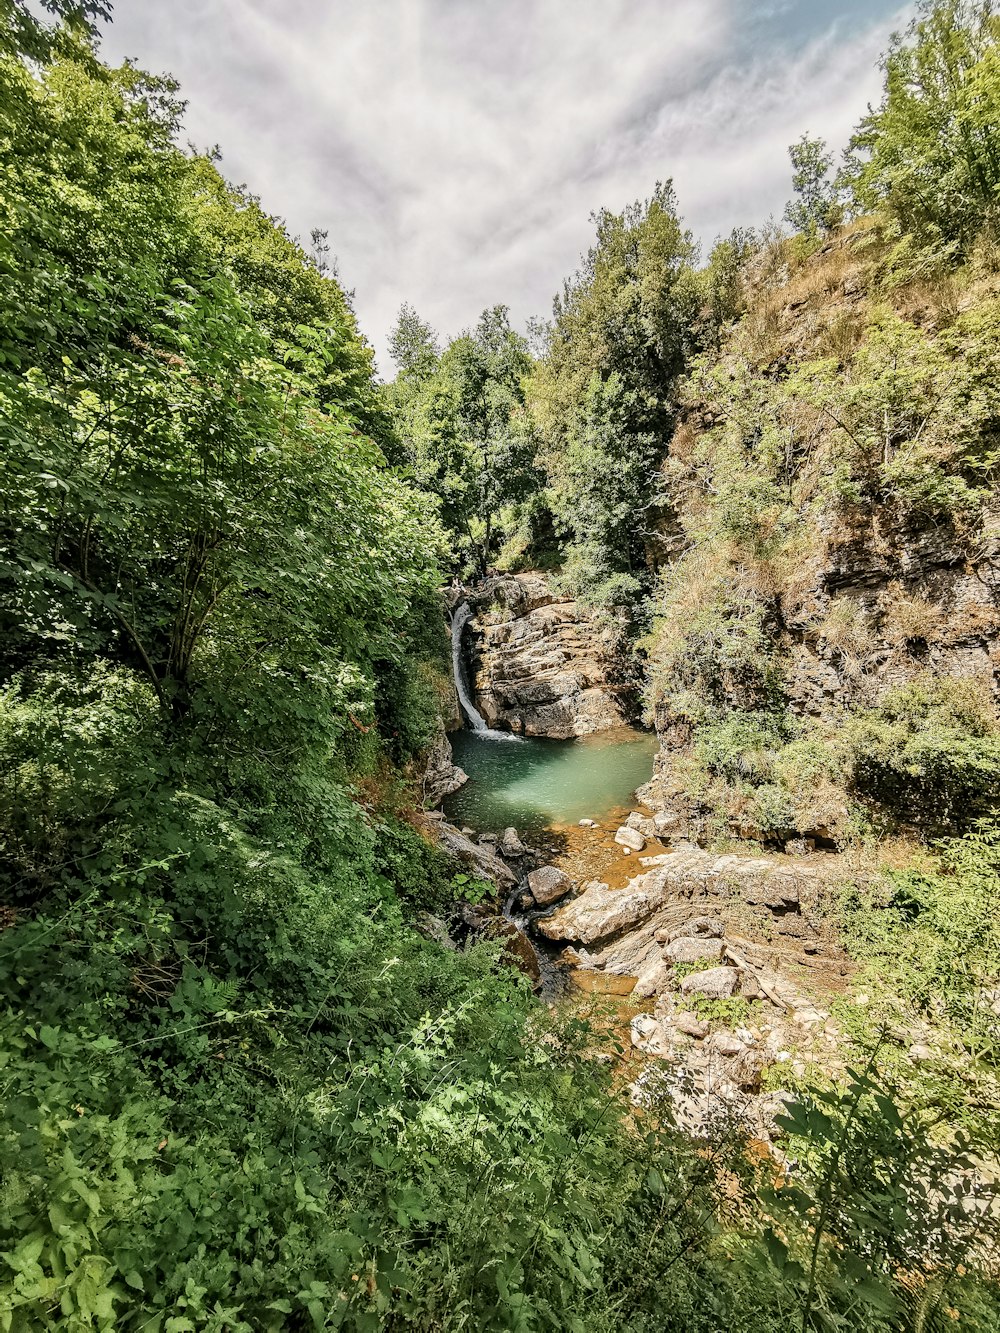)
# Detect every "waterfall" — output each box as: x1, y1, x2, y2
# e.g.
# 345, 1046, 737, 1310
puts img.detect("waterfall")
451, 601, 488, 730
